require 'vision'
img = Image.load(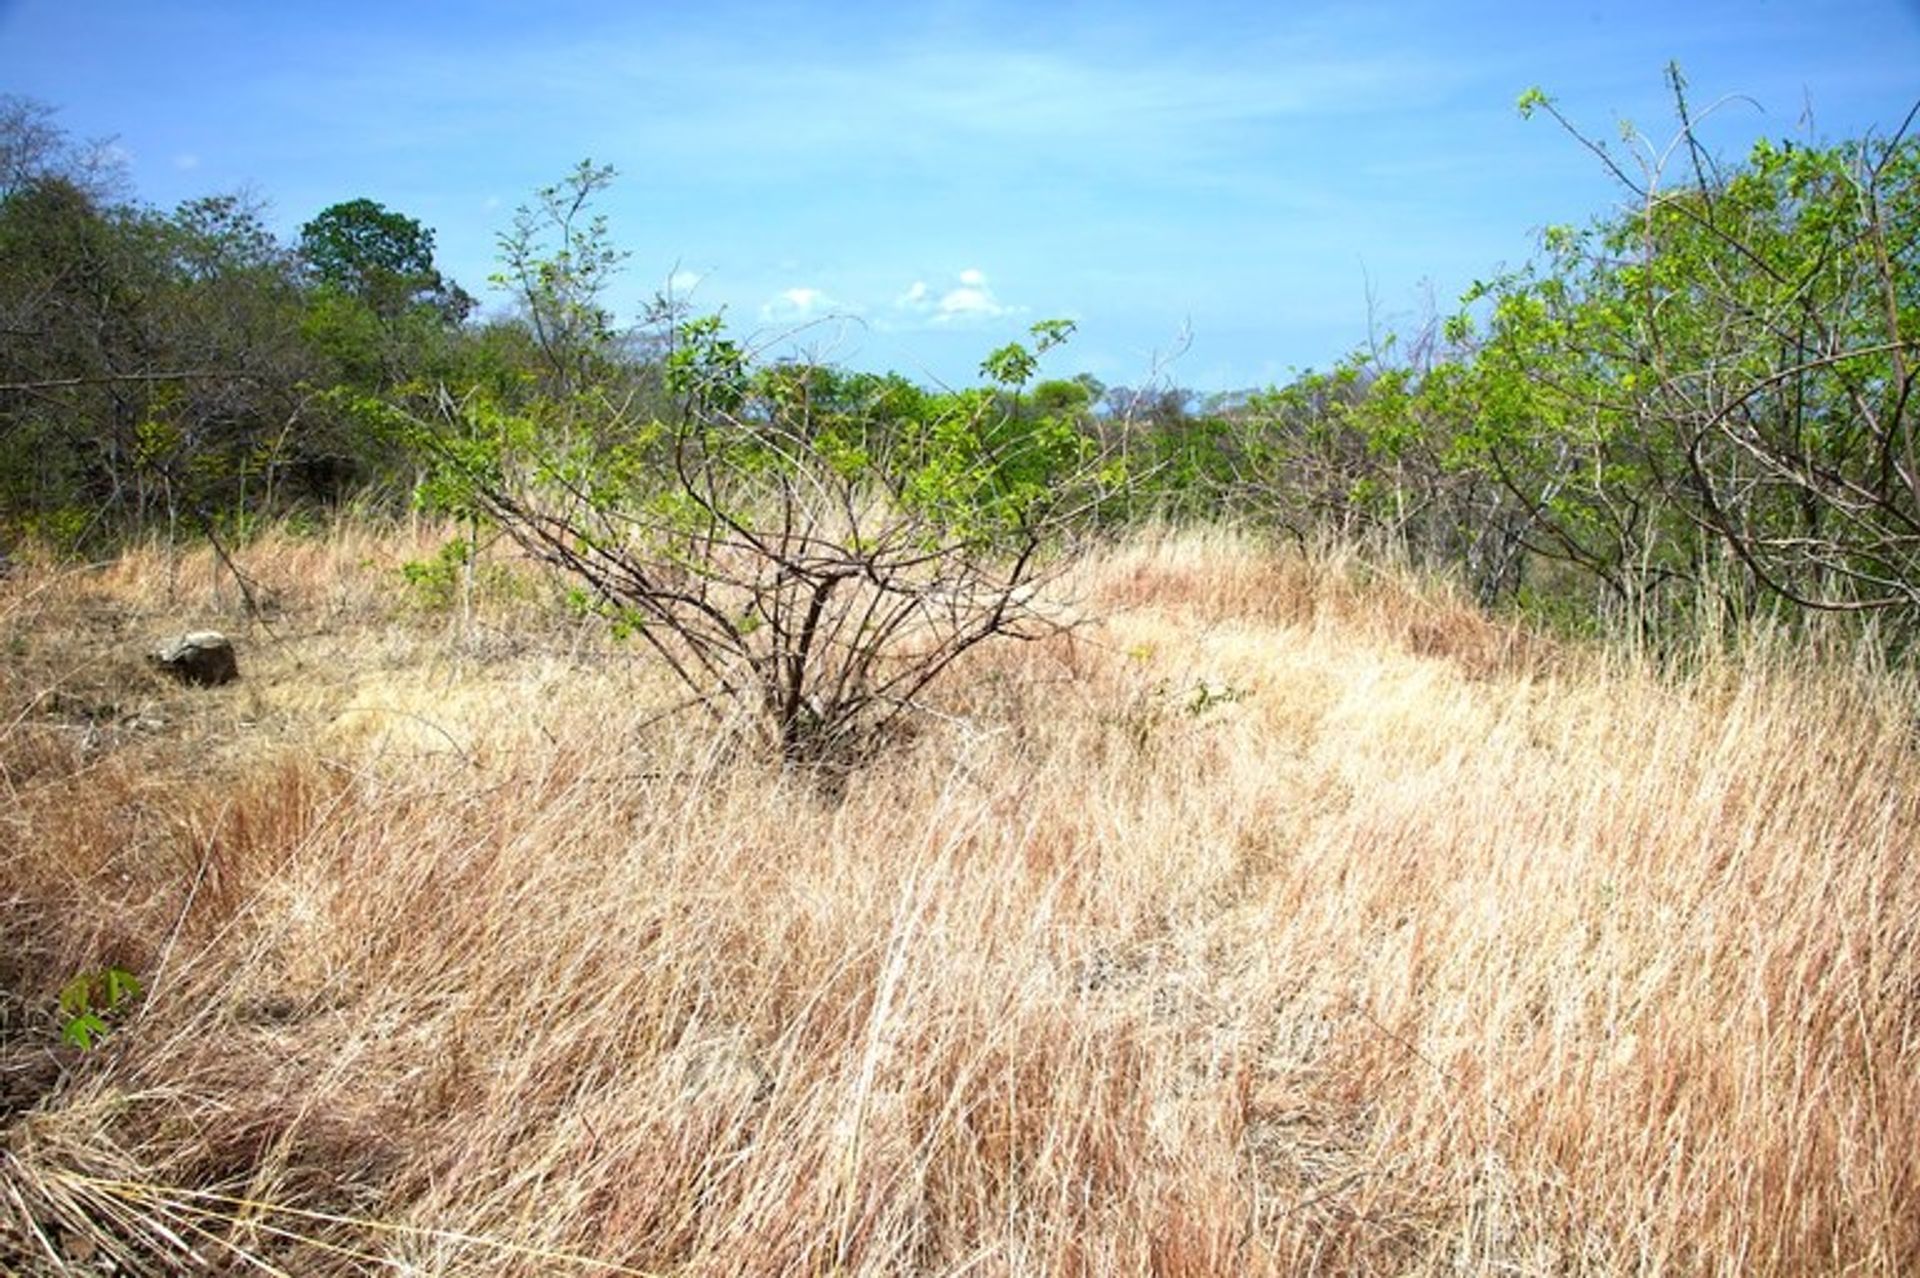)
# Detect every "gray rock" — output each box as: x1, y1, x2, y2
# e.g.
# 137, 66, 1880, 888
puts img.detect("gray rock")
151, 631, 239, 687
